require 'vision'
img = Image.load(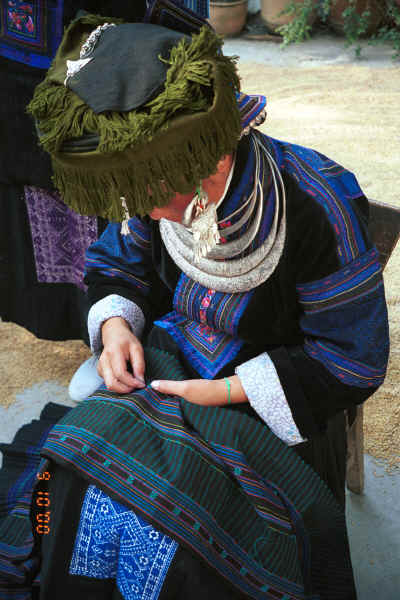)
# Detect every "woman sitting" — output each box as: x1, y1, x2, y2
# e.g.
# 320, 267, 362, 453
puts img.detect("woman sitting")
2, 9, 389, 600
